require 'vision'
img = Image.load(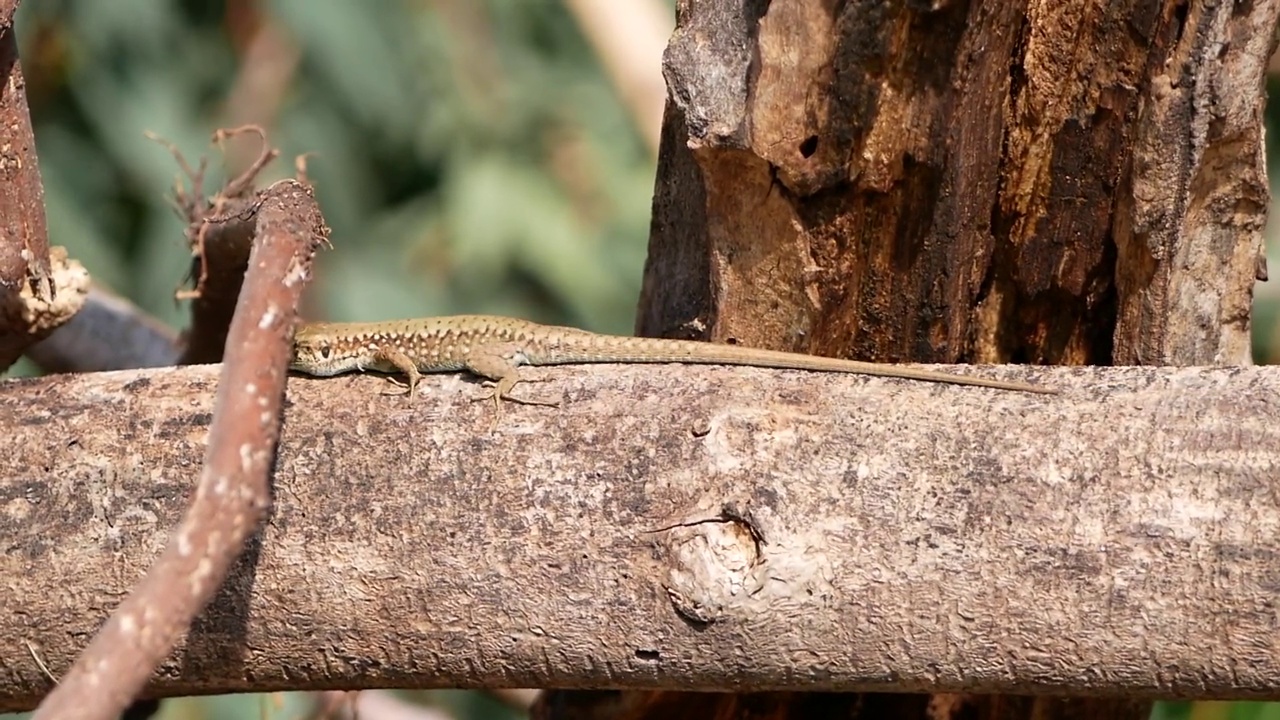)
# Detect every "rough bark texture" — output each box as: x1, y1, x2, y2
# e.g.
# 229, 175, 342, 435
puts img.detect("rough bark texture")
629, 0, 1276, 718
0, 245, 88, 367
1110, 0, 1275, 365
177, 205, 258, 364
3, 364, 1280, 712
639, 0, 1272, 371
0, 0, 66, 371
